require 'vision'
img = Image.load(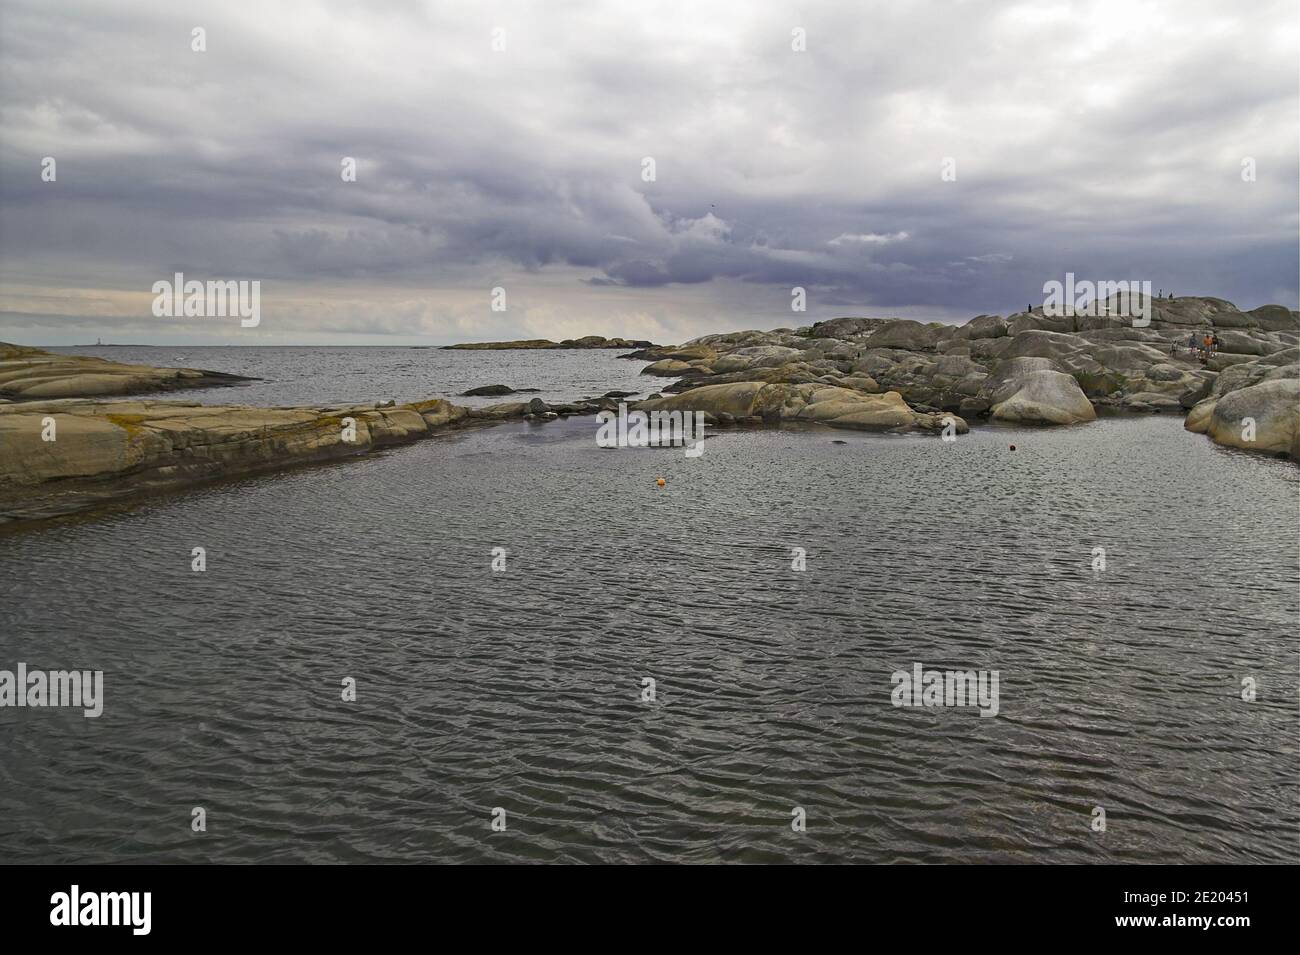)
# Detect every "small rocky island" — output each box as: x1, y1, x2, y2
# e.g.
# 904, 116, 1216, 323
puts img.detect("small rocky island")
1, 295, 1296, 527
443, 335, 654, 350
